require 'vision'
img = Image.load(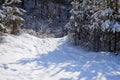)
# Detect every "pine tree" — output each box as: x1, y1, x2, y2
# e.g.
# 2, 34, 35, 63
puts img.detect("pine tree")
92, 0, 120, 52
0, 0, 26, 34
66, 0, 93, 48
66, 0, 120, 52
0, 9, 6, 33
